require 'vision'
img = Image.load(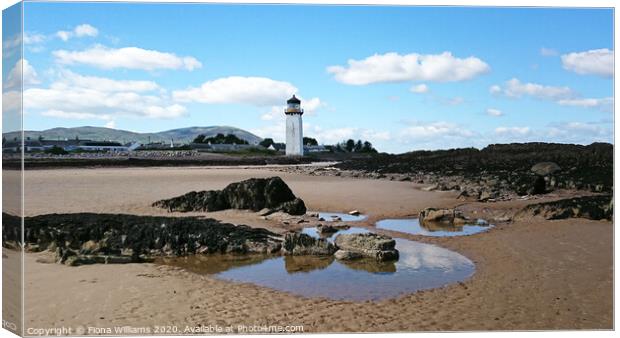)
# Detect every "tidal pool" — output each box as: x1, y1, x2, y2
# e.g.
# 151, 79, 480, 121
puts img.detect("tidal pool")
317, 212, 367, 222
376, 218, 493, 237
158, 227, 475, 301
